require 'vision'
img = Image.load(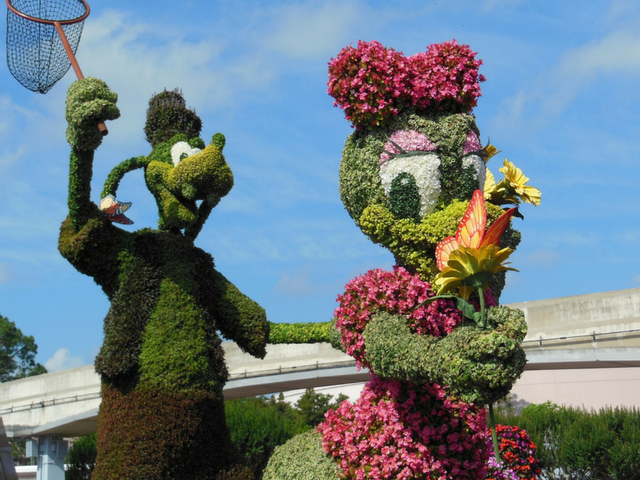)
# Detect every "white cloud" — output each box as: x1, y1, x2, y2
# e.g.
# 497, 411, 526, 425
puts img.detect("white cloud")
0, 264, 10, 284
492, 27, 640, 133
275, 269, 320, 297
525, 249, 561, 268
264, 1, 367, 60
44, 348, 85, 372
